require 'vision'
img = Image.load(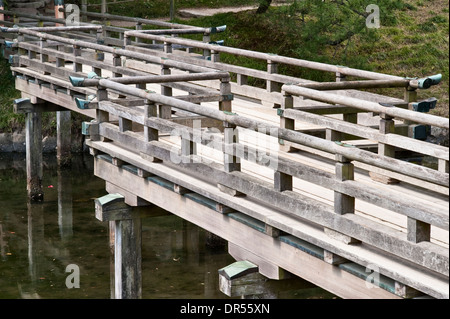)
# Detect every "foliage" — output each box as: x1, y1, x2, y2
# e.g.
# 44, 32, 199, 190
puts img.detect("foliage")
0, 55, 23, 133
